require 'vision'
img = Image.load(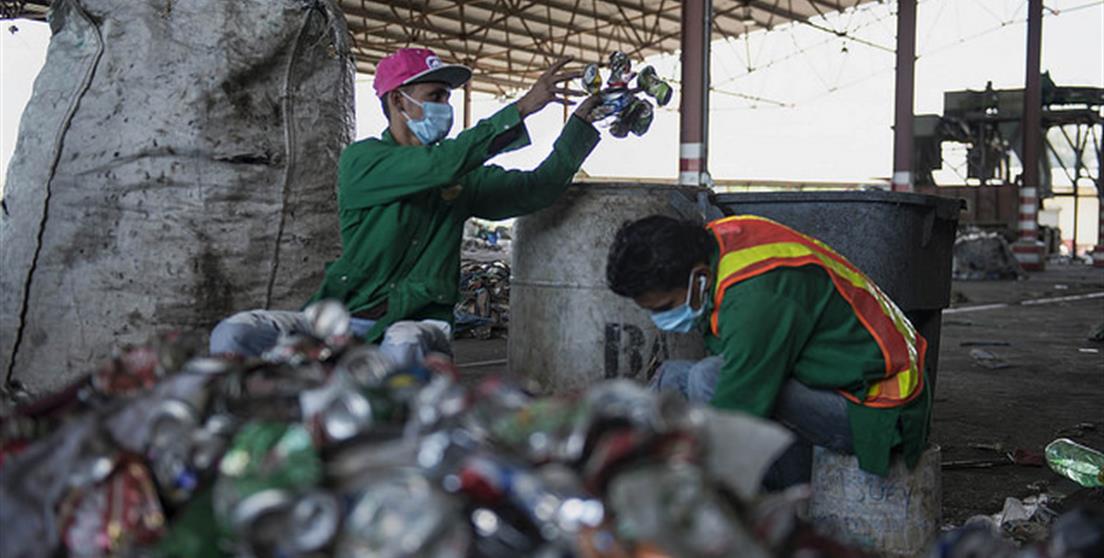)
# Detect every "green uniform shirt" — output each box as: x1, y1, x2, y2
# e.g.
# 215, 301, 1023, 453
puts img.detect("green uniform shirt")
704, 264, 932, 475
306, 104, 600, 343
